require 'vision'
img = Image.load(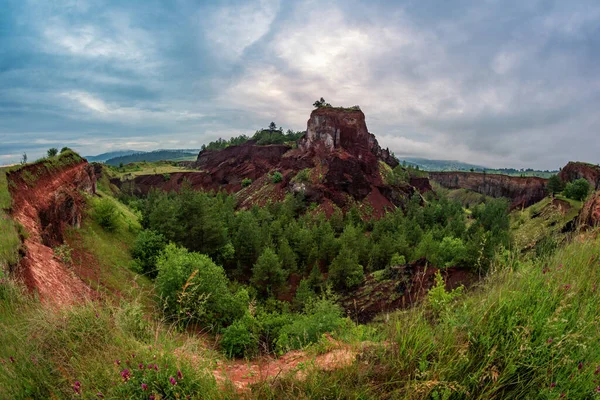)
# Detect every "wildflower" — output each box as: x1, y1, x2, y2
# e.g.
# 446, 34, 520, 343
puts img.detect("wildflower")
141, 383, 148, 391
596, 386, 600, 393
169, 376, 177, 385
154, 364, 159, 371
138, 363, 144, 370
564, 284, 571, 291
177, 370, 183, 380
96, 392, 104, 398
121, 368, 131, 382
9, 356, 15, 363
547, 338, 553, 344
595, 366, 600, 375
73, 381, 81, 395
149, 395, 156, 400
550, 382, 556, 388
578, 362, 584, 370
147, 364, 154, 369
131, 353, 136, 358
115, 359, 120, 366
31, 356, 38, 365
